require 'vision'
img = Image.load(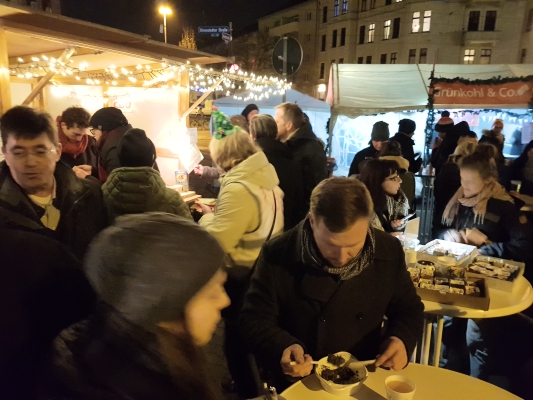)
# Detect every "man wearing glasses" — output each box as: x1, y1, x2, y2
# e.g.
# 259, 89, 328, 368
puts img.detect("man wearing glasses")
0, 106, 108, 260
